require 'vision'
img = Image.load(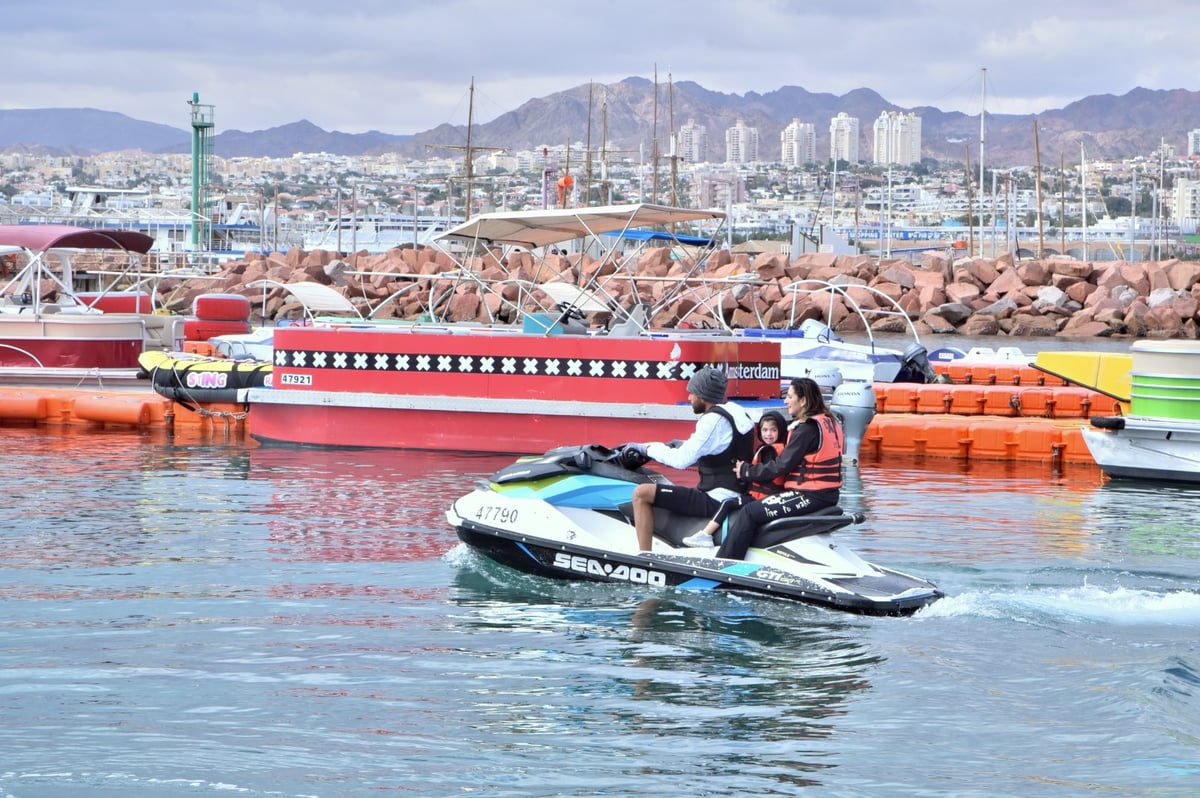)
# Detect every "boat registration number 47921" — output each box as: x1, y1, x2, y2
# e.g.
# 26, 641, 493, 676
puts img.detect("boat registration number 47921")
280, 373, 313, 386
